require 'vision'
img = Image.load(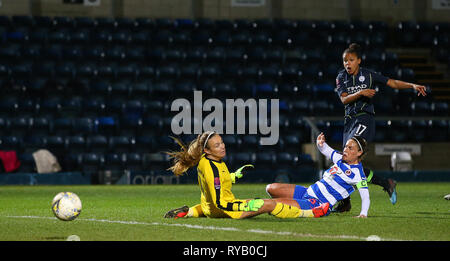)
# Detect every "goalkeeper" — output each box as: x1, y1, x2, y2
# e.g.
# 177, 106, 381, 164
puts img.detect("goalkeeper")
164, 131, 329, 219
